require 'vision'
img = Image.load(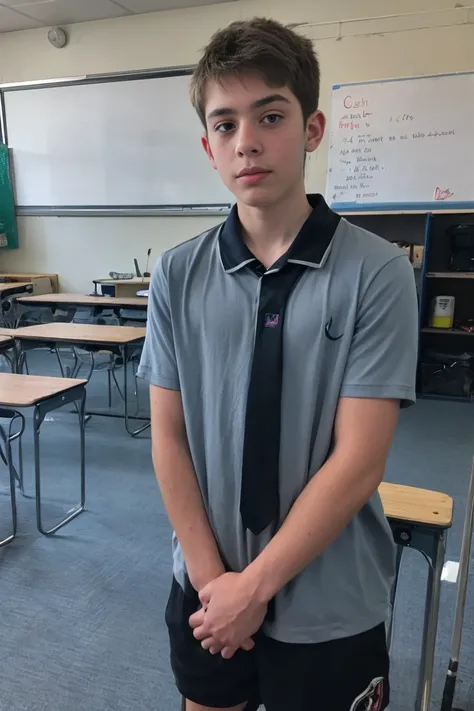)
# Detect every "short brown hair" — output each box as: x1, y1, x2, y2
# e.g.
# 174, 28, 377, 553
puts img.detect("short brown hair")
190, 17, 320, 128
